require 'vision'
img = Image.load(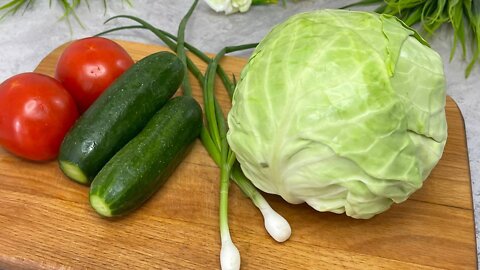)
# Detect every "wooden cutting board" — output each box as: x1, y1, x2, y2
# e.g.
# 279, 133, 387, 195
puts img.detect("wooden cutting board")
0, 40, 476, 270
